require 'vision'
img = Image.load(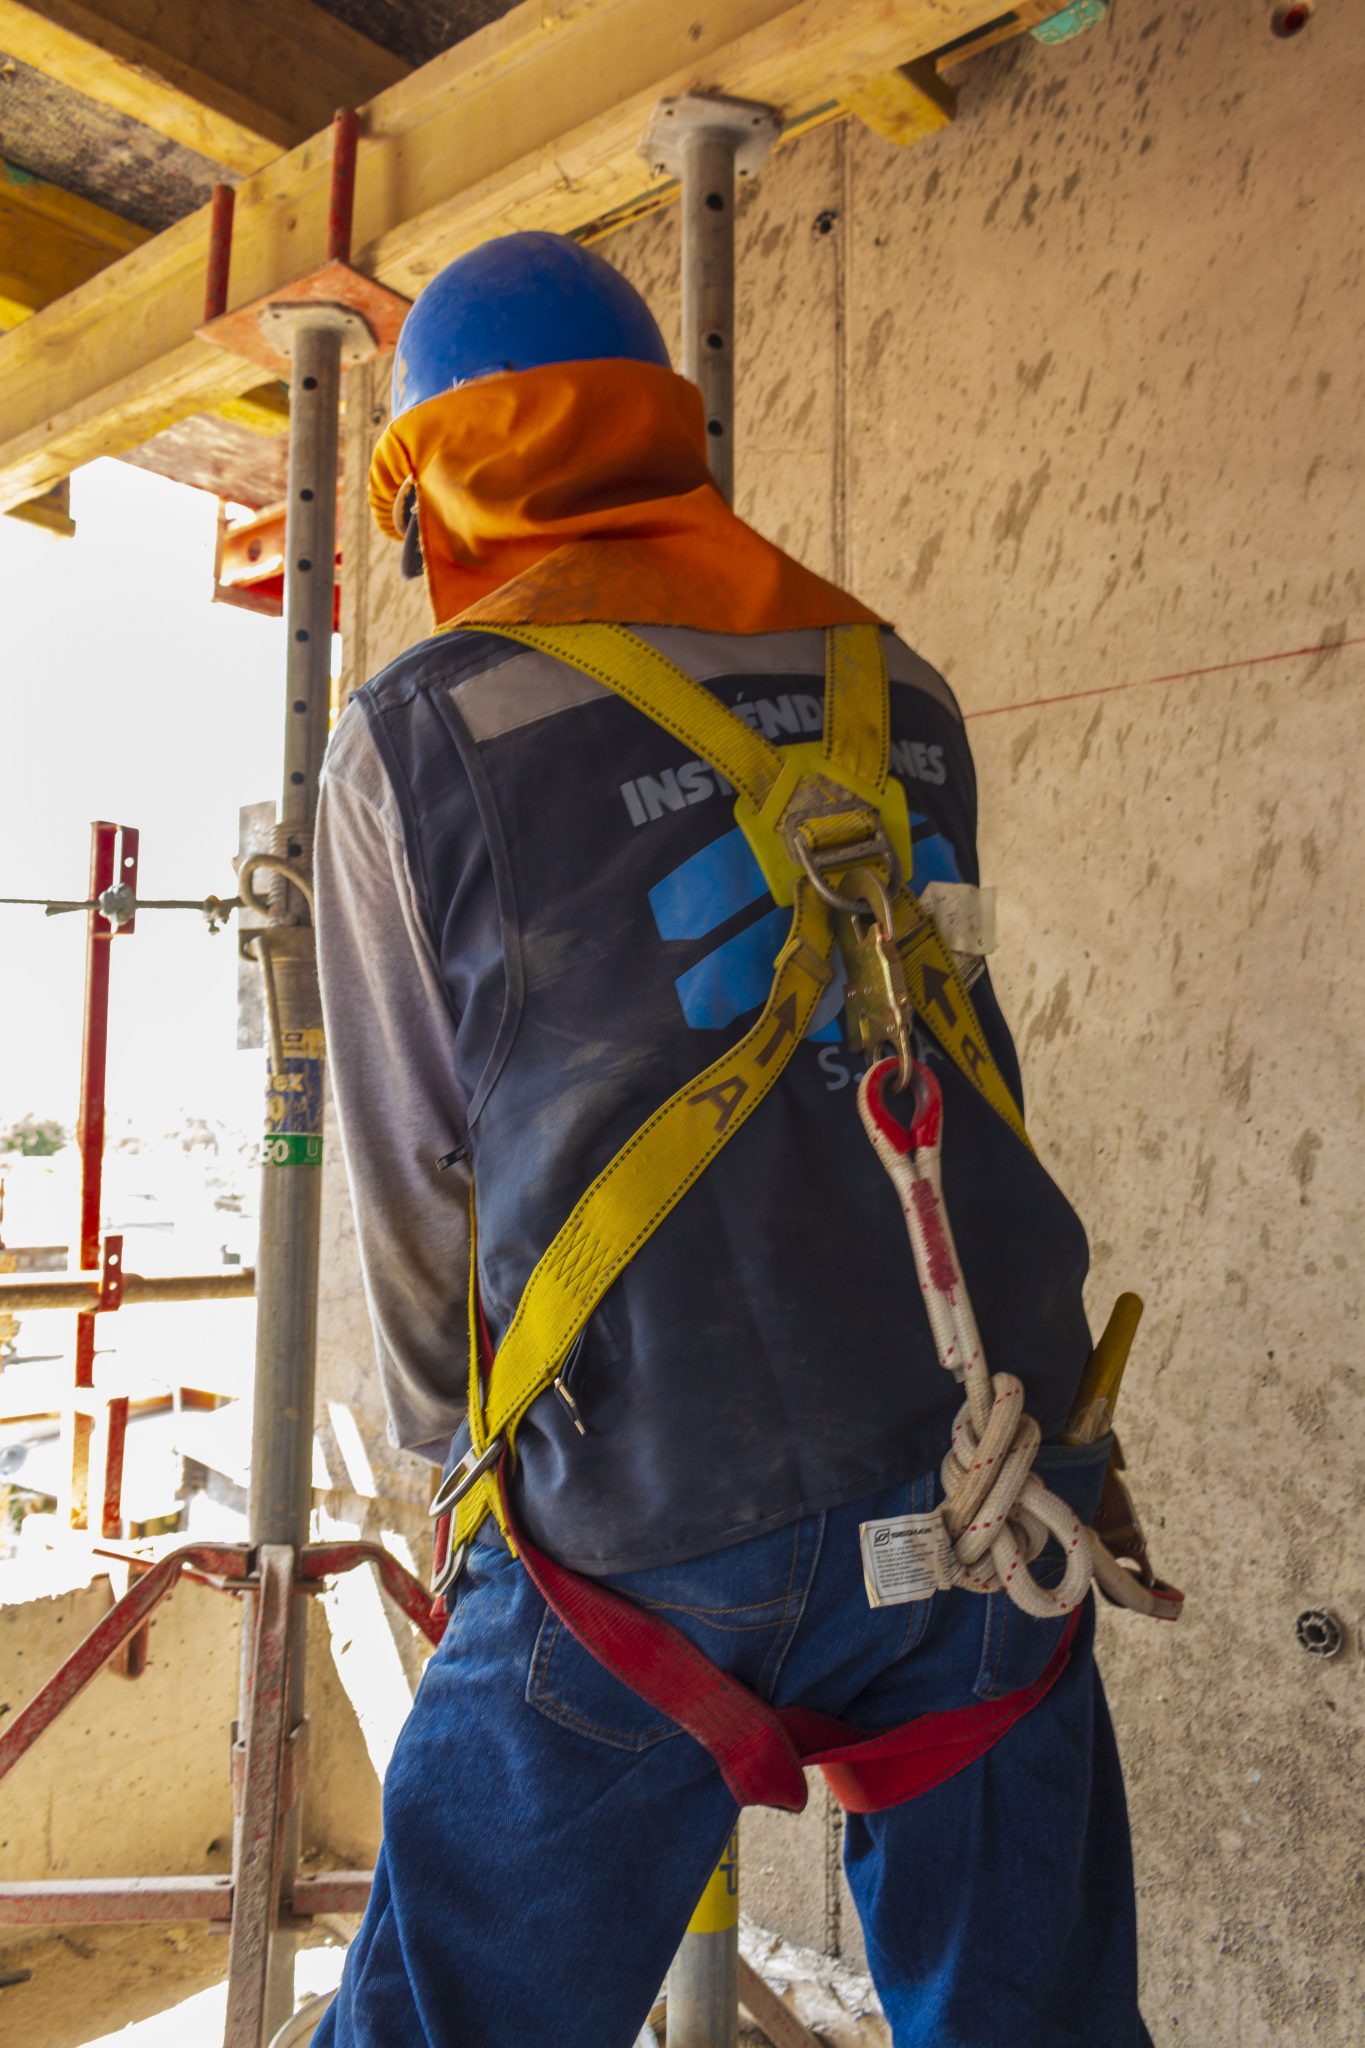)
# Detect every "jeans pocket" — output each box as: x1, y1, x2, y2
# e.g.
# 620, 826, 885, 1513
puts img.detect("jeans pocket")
526, 1608, 683, 1753
971, 1433, 1112, 1701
